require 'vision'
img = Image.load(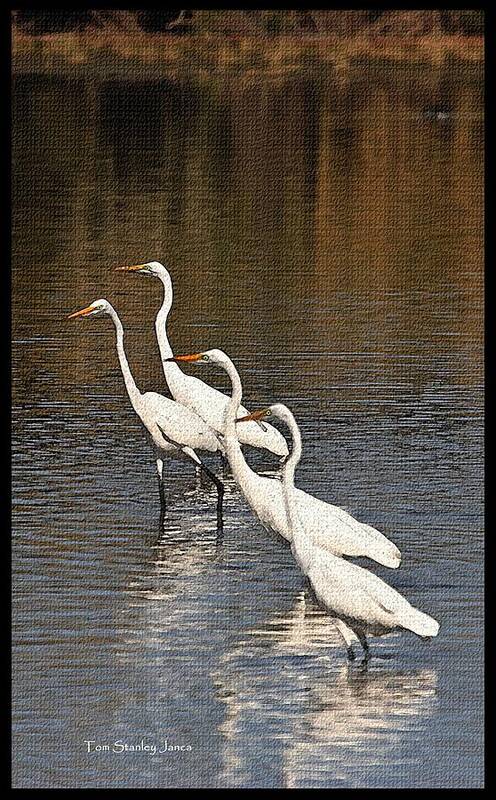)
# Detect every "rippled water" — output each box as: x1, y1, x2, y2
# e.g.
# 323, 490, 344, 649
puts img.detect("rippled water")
12, 61, 484, 788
